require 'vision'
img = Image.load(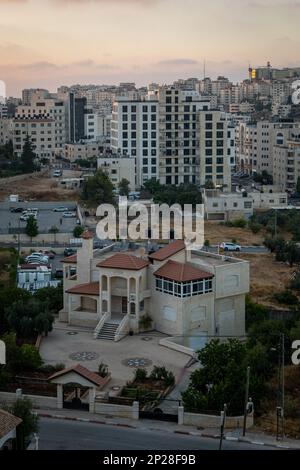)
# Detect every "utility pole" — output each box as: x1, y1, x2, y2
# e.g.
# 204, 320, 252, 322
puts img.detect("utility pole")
219, 403, 227, 450
274, 209, 277, 237
243, 366, 250, 436
281, 333, 285, 440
